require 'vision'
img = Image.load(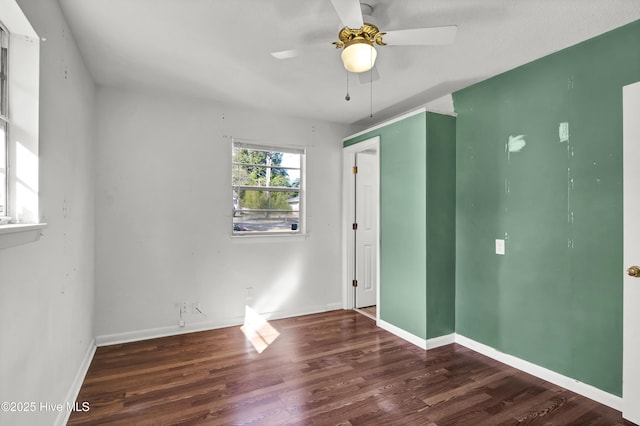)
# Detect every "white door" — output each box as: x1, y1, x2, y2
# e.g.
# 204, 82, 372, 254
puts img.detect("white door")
623, 81, 640, 424
355, 150, 378, 308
